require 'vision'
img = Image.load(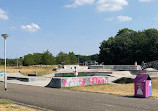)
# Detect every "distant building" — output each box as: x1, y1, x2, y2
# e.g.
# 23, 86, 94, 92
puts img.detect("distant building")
84, 61, 98, 66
